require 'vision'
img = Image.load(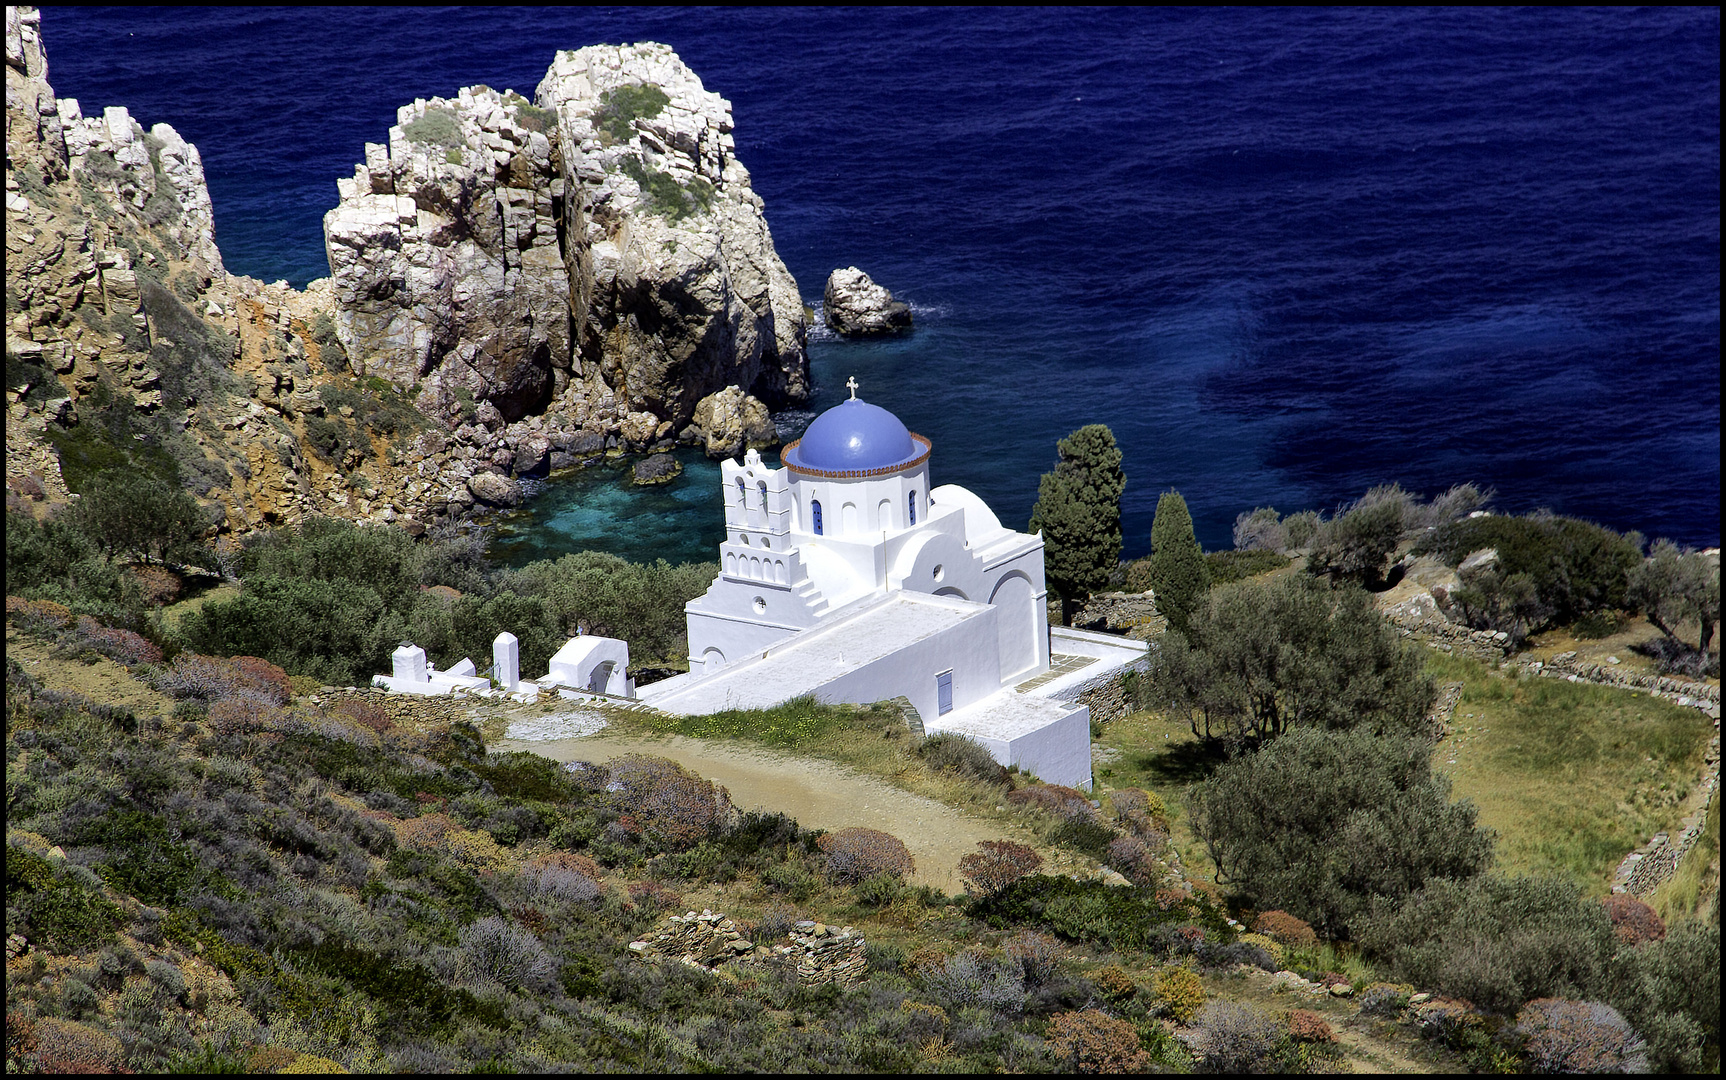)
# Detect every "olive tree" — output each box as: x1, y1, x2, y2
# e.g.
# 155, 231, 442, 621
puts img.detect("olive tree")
1145, 573, 1435, 748
1187, 726, 1493, 938
1627, 540, 1718, 669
